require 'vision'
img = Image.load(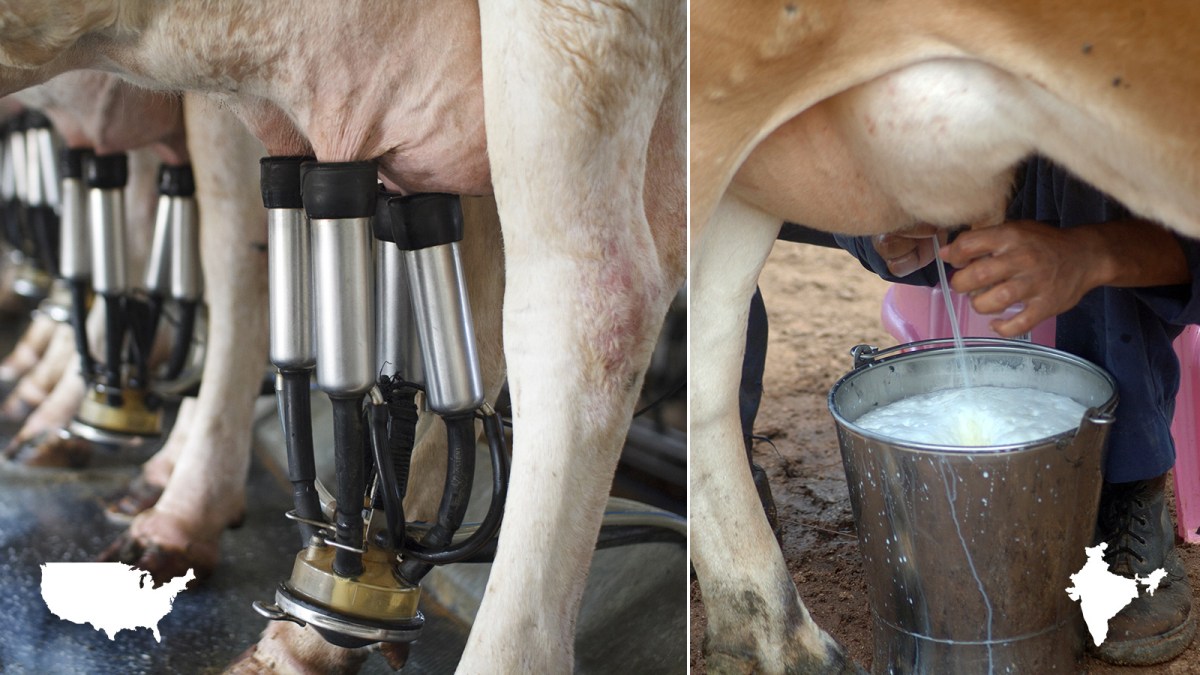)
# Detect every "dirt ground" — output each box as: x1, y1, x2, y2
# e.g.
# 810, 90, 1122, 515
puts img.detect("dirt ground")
689, 243, 1200, 673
